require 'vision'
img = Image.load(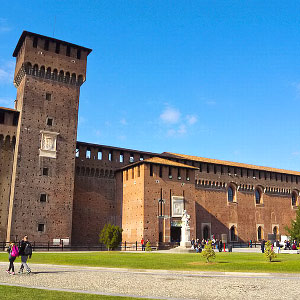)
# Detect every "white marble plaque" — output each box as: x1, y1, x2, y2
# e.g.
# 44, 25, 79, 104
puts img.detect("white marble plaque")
39, 130, 59, 158
172, 196, 184, 217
